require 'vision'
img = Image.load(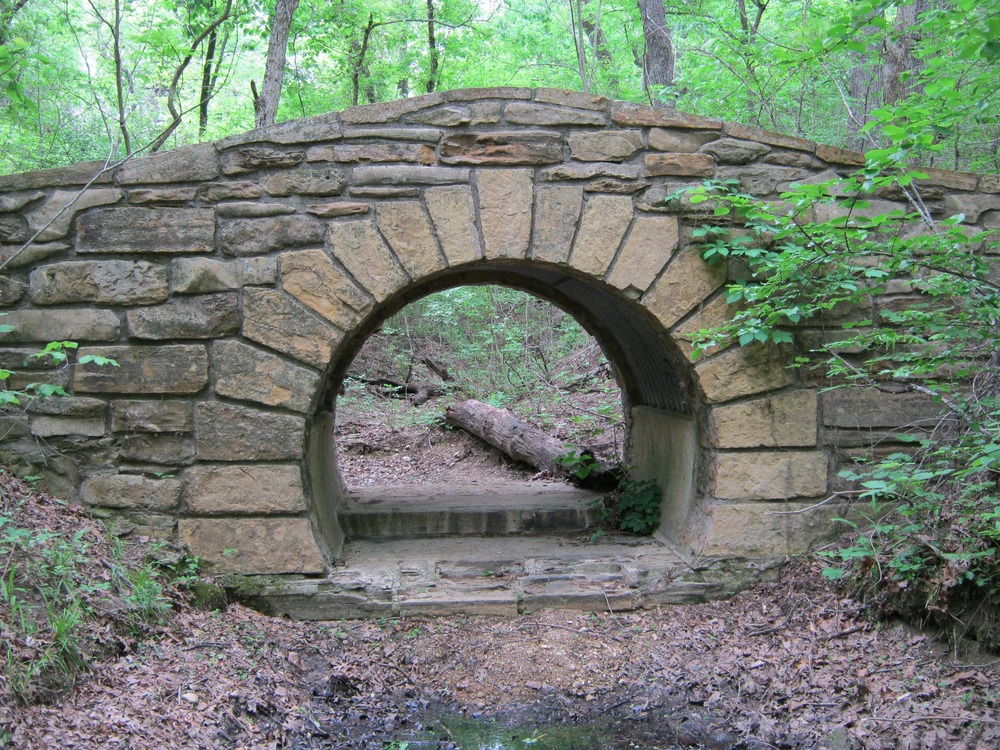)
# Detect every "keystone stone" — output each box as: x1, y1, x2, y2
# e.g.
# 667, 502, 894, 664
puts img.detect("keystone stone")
30, 260, 168, 305
376, 202, 445, 279
112, 400, 193, 432
568, 130, 642, 162
262, 168, 347, 196
81, 474, 182, 511
440, 132, 563, 165
281, 249, 371, 327
242, 287, 340, 369
219, 216, 325, 257
220, 146, 304, 175
116, 143, 219, 184
127, 293, 239, 339
178, 517, 324, 575
504, 102, 605, 126
184, 465, 307, 514
425, 186, 482, 265
74, 345, 209, 394
327, 220, 408, 302
569, 195, 632, 276
531, 185, 583, 264
213, 339, 319, 413
77, 207, 214, 254
0, 310, 119, 343
478, 169, 533, 259
194, 401, 306, 461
